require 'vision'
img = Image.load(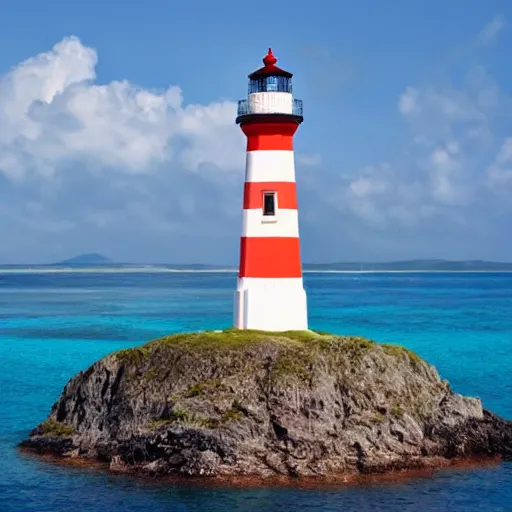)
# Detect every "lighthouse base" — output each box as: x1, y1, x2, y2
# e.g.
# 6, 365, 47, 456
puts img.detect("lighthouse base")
234, 277, 308, 331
